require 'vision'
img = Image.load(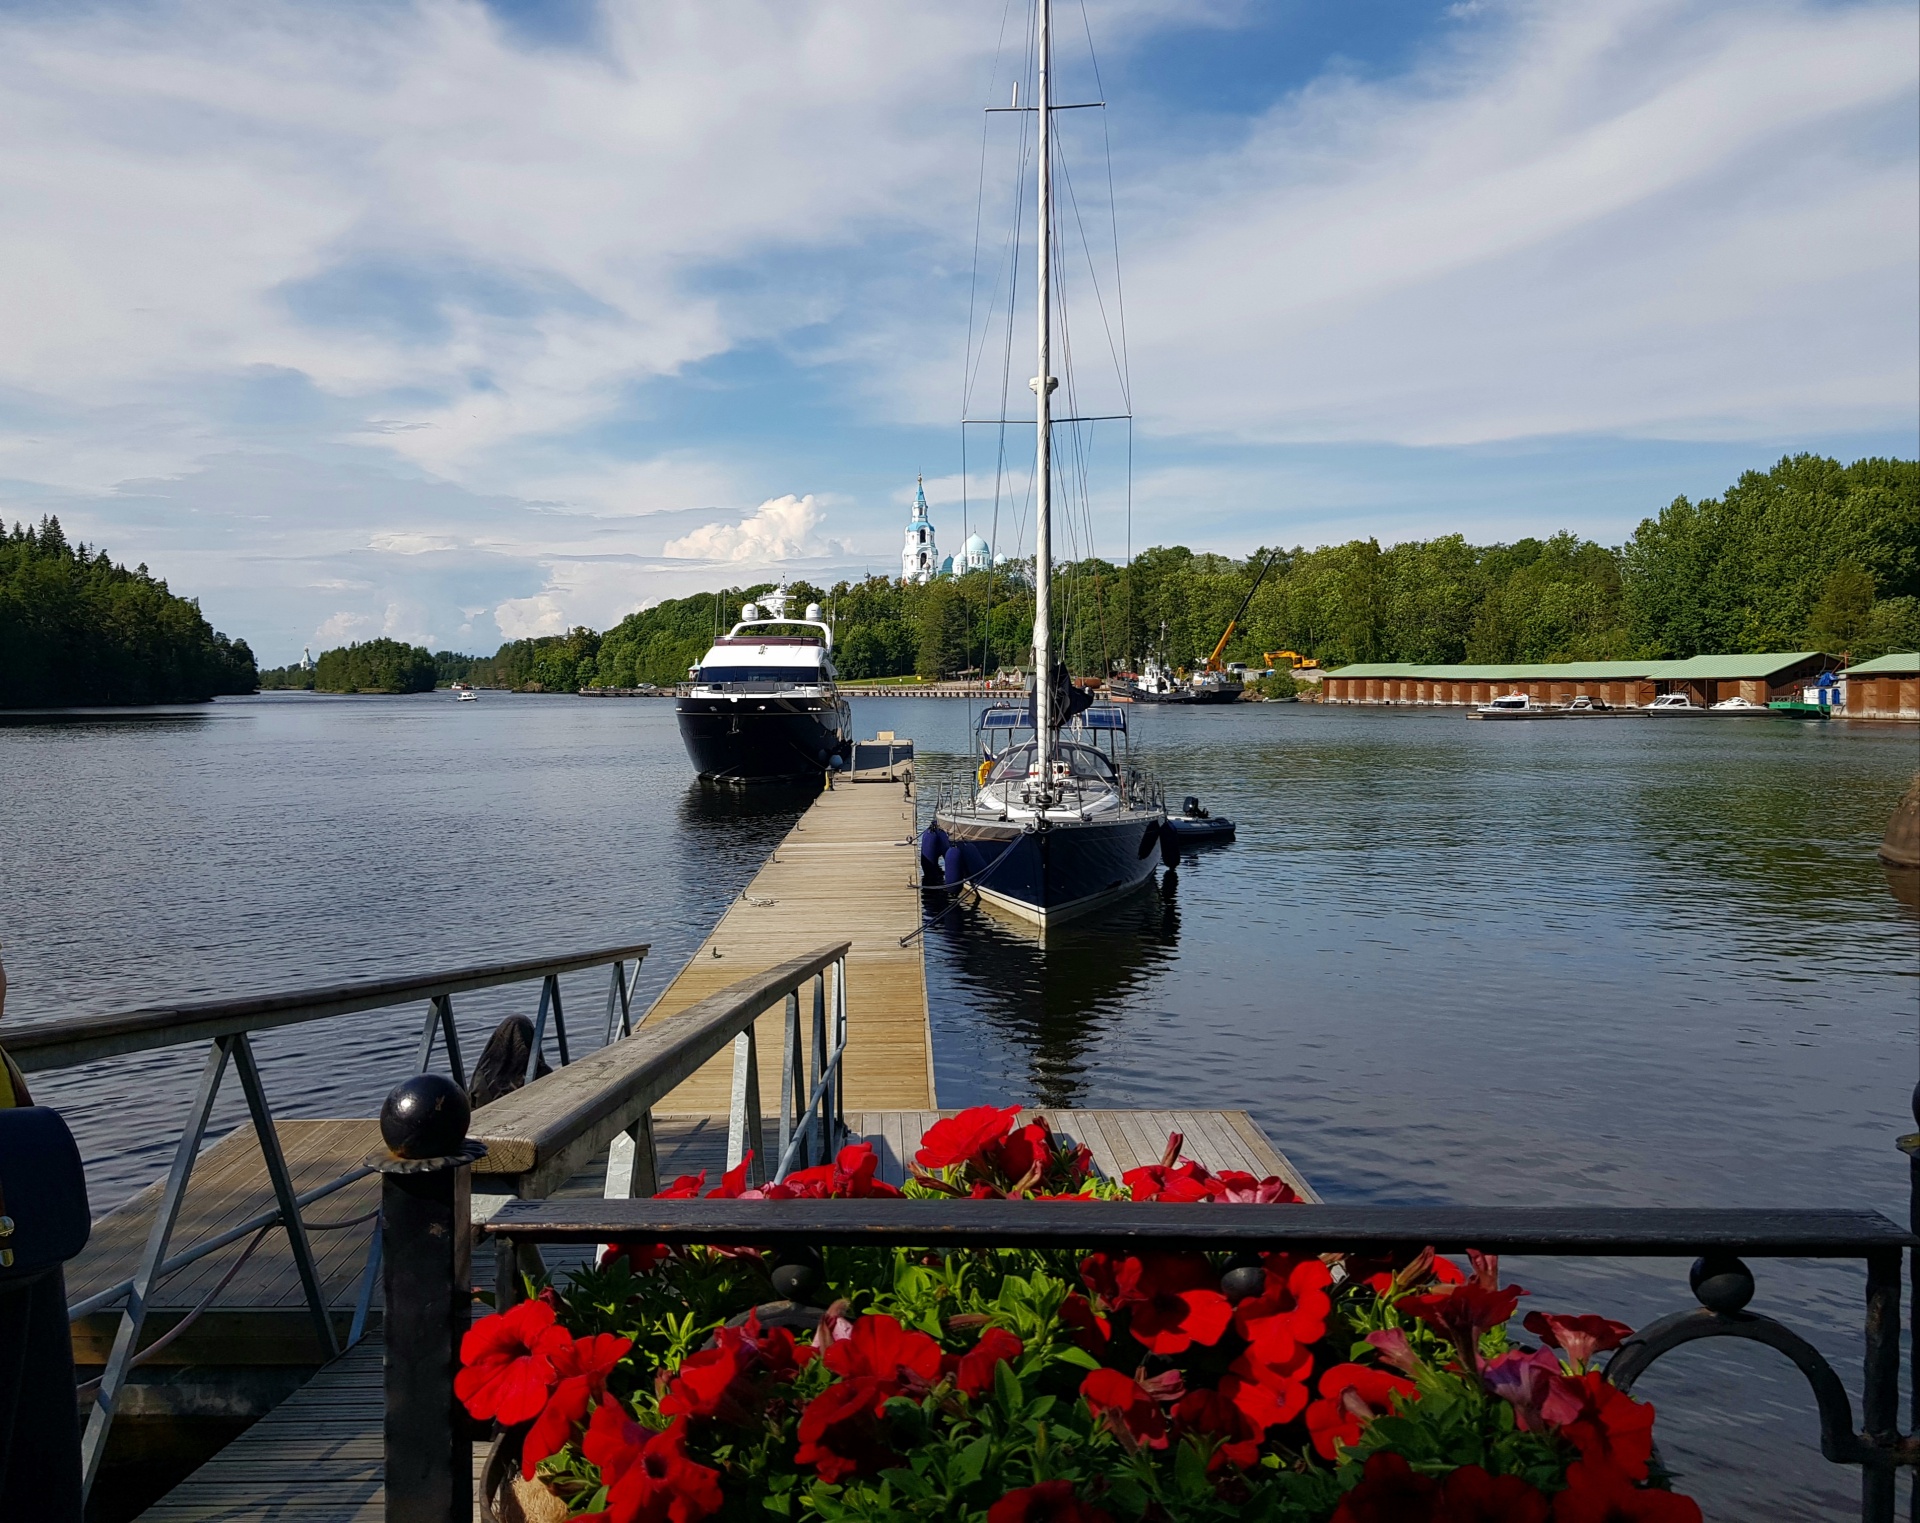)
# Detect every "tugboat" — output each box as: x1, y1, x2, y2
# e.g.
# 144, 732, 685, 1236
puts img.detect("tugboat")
676, 586, 852, 783
928, 0, 1165, 925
